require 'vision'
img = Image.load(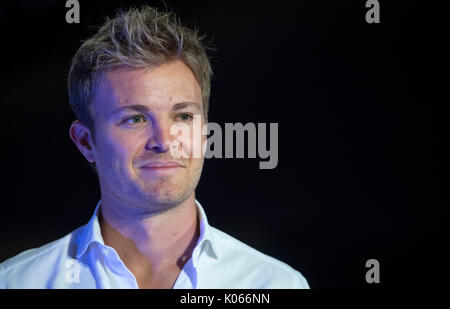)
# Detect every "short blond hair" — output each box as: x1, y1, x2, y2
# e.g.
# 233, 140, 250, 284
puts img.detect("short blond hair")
68, 6, 213, 141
